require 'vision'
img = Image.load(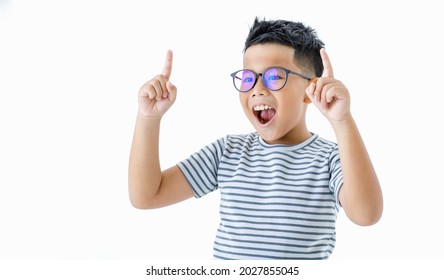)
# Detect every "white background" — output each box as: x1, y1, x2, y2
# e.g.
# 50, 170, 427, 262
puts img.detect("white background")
1, 0, 444, 264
